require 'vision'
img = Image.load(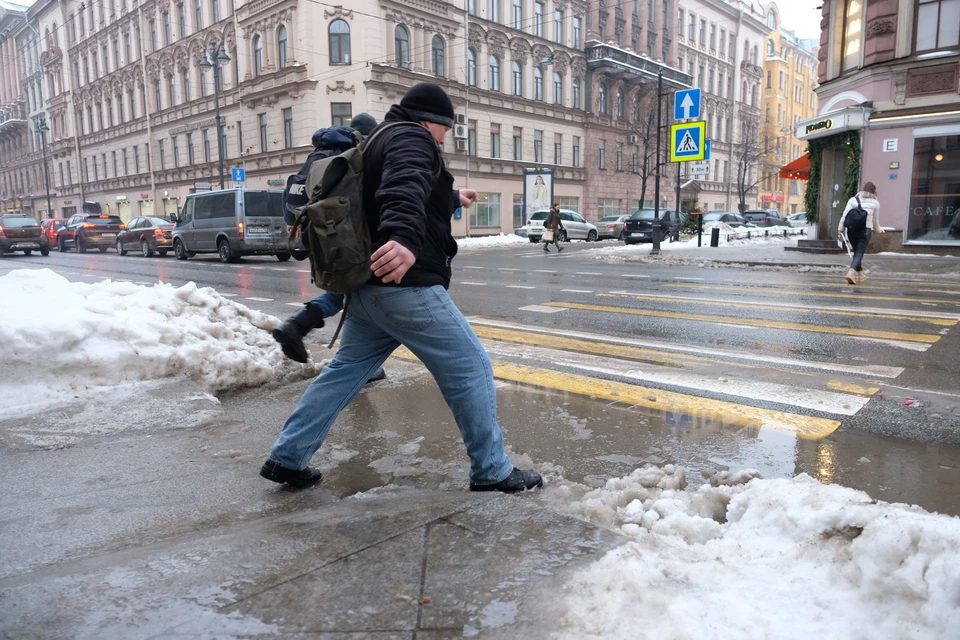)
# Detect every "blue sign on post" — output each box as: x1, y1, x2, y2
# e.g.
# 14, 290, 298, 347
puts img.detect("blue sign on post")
674, 88, 702, 121
705, 139, 712, 161
453, 207, 463, 220
669, 122, 706, 162
231, 168, 246, 182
